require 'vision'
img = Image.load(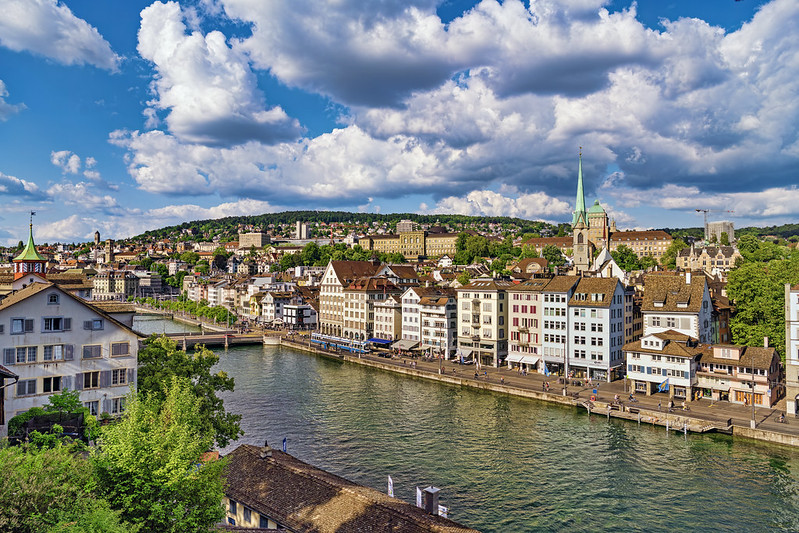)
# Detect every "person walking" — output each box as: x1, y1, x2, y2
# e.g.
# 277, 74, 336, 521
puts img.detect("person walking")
658, 400, 661, 412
